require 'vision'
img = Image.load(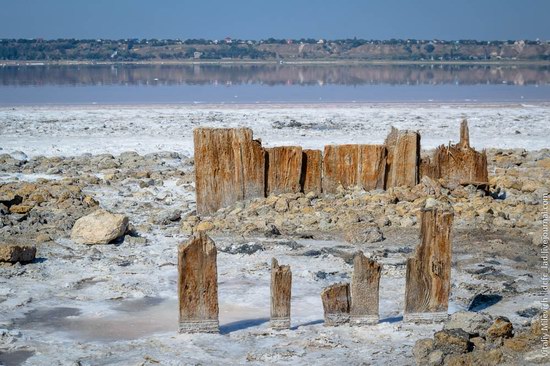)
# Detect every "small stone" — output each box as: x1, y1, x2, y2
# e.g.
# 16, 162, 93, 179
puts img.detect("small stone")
444, 311, 492, 337
486, 316, 513, 340
8, 204, 33, 214
0, 243, 36, 263
196, 221, 215, 232
413, 338, 434, 365
71, 209, 129, 245
274, 198, 289, 213
433, 328, 472, 355
344, 225, 384, 244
